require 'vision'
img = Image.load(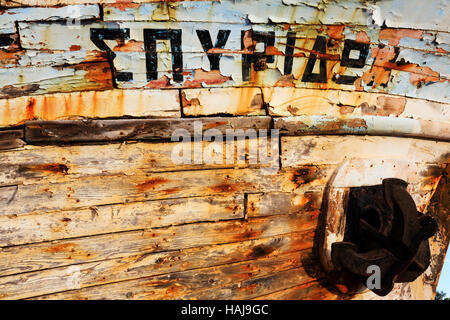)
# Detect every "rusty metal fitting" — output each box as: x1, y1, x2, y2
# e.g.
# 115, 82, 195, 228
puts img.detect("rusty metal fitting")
322, 178, 438, 296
